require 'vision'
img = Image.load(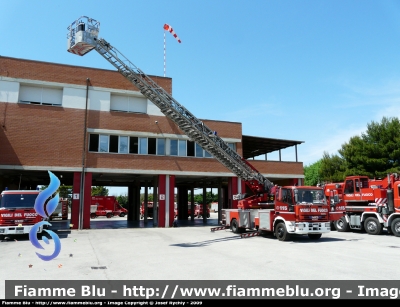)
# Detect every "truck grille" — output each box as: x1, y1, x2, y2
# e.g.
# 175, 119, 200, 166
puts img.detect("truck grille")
1, 218, 36, 226
302, 215, 328, 222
